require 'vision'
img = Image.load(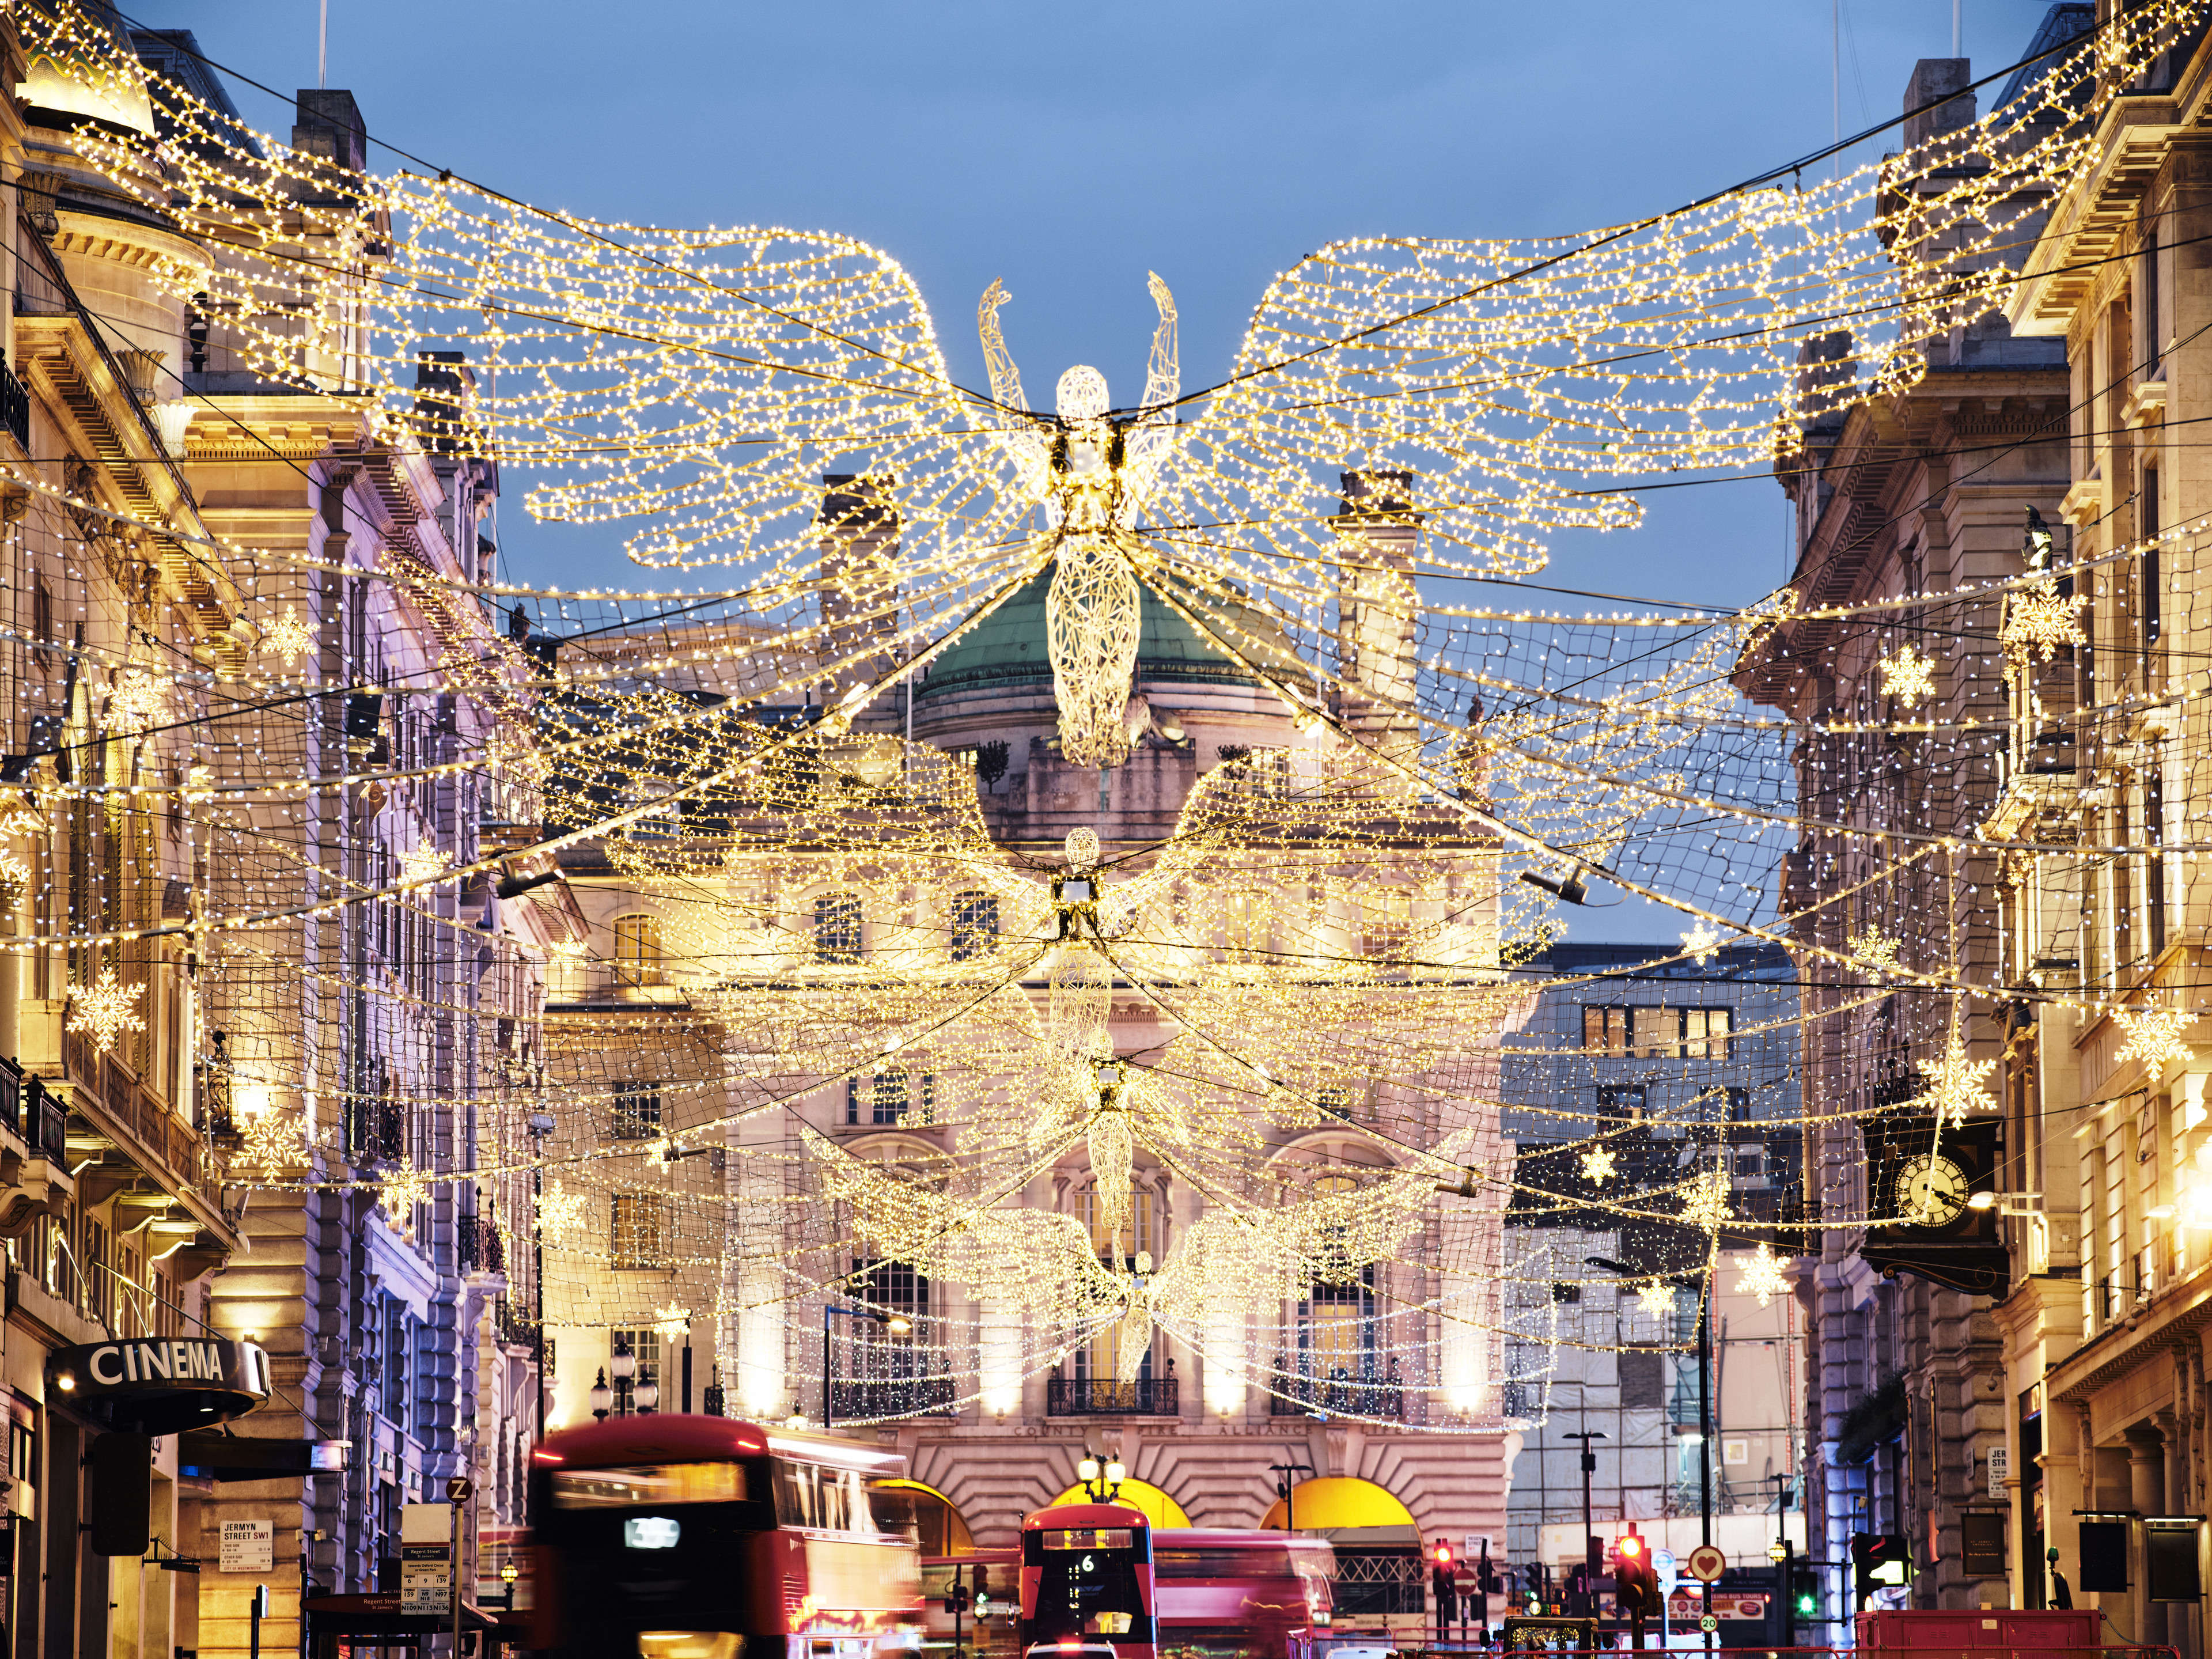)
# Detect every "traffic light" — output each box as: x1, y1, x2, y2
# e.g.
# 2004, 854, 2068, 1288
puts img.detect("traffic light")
1613, 1528, 1659, 1620
1851, 1533, 1910, 1607
1791, 1561, 1818, 1622
972, 1565, 992, 1616
1432, 1543, 1456, 1635
943, 1580, 970, 1616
